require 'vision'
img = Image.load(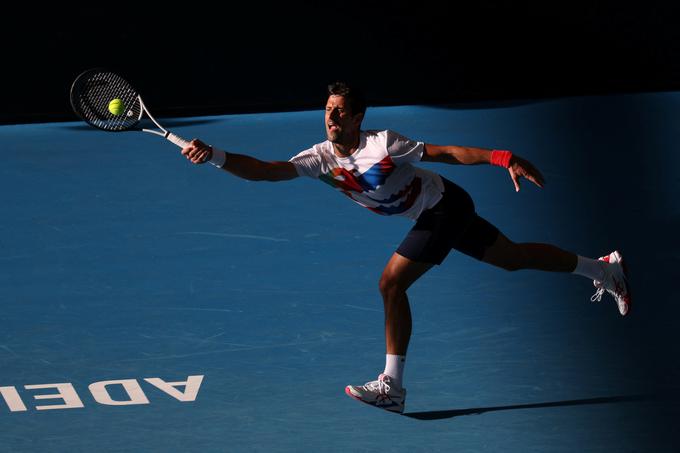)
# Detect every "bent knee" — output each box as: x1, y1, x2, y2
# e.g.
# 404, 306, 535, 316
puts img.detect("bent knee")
379, 274, 395, 297
379, 272, 406, 297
